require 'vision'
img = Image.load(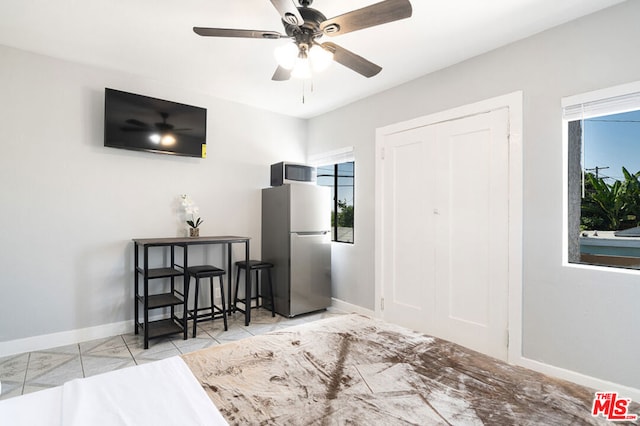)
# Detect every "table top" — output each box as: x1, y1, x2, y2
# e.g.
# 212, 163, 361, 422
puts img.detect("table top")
132, 235, 250, 246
